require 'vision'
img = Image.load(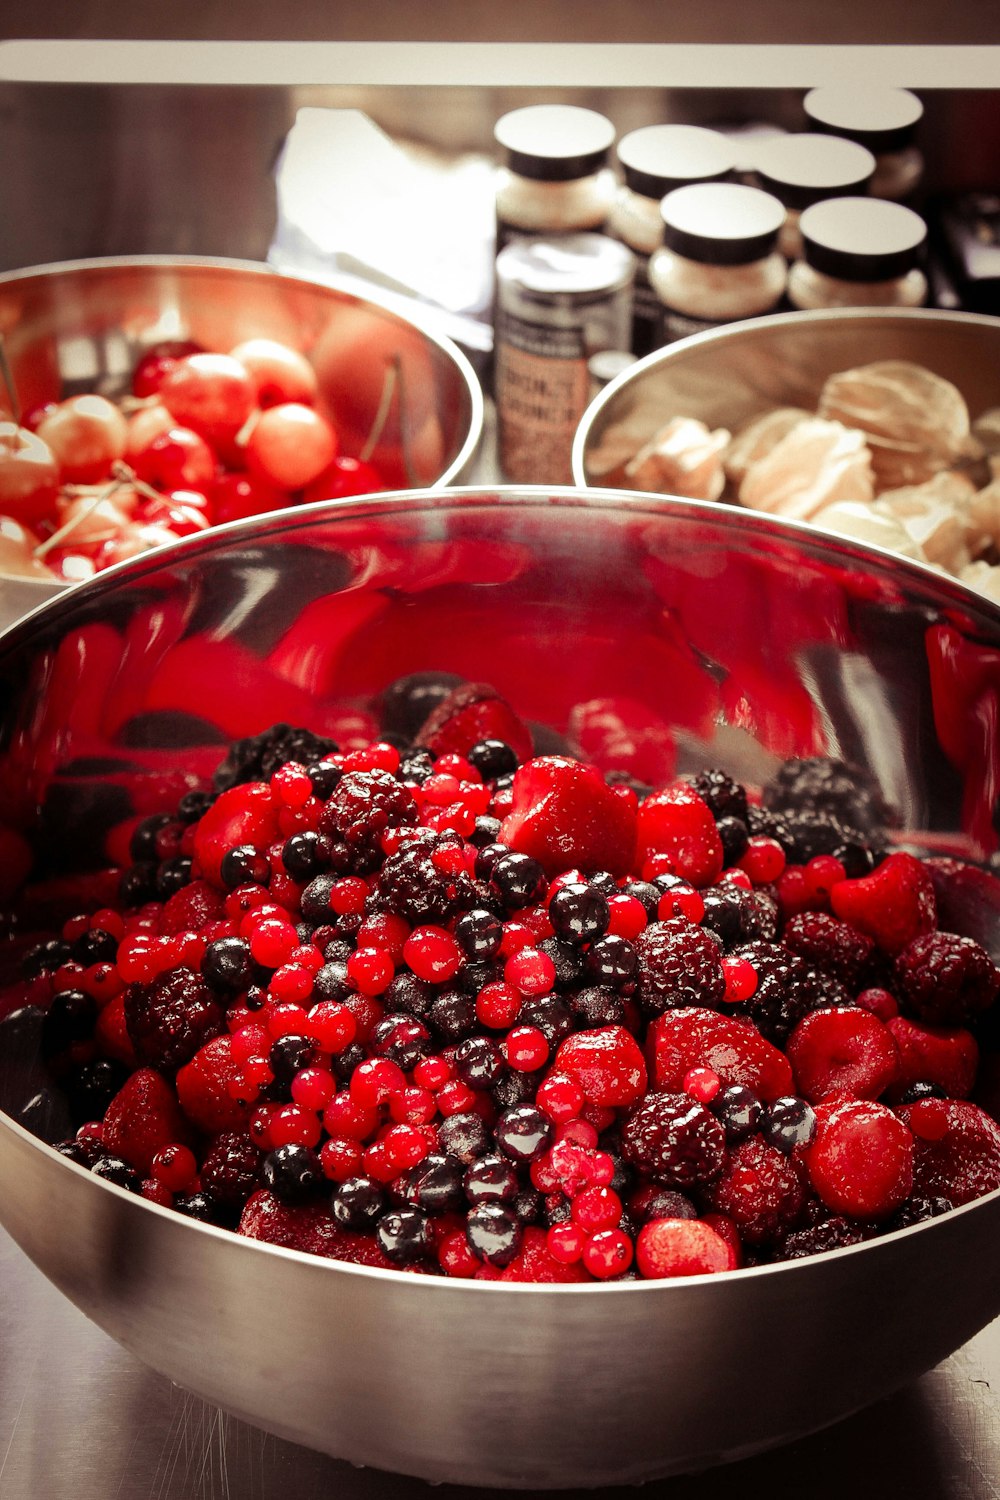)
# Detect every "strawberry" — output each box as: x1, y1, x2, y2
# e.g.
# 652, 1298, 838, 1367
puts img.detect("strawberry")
636, 783, 723, 888
885, 1015, 979, 1102
191, 782, 281, 888
647, 1007, 793, 1103
159, 878, 225, 935
898, 1099, 1000, 1206
786, 1007, 900, 1104
102, 1066, 192, 1174
555, 1024, 648, 1108
499, 756, 638, 878
829, 852, 937, 955
238, 1189, 398, 1267
415, 682, 533, 764
635, 1217, 737, 1278
94, 992, 138, 1068
805, 1099, 913, 1219
176, 1033, 250, 1133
